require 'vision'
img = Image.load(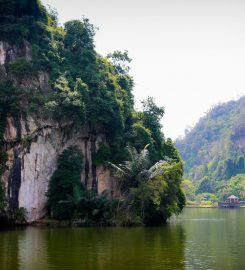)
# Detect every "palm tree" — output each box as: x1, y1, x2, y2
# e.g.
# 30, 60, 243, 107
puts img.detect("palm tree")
108, 145, 166, 191
107, 145, 168, 218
